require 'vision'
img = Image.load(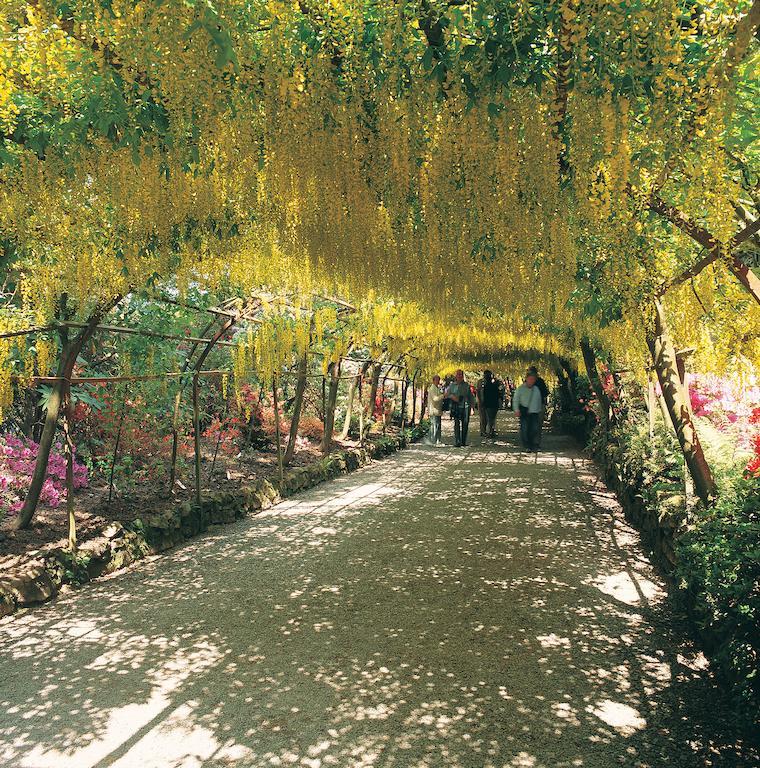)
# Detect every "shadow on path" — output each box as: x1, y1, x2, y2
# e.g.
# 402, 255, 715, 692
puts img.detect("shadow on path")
0, 414, 754, 768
